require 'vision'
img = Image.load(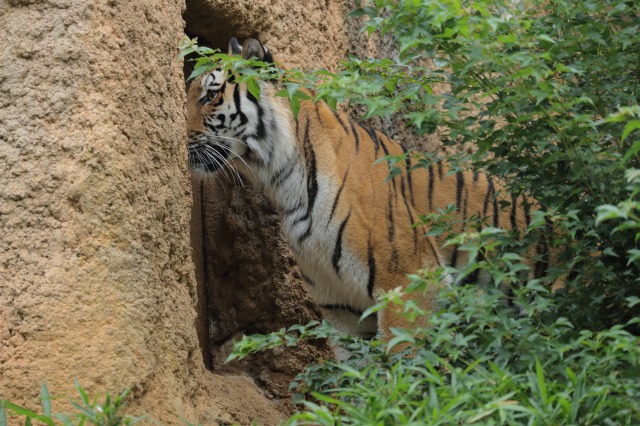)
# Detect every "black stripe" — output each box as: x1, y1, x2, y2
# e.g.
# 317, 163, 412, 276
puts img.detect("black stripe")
315, 103, 324, 125
215, 114, 226, 128
473, 171, 479, 183
535, 209, 552, 278
535, 241, 549, 278
401, 144, 415, 206
428, 165, 435, 210
270, 160, 296, 187
460, 269, 480, 285
450, 245, 459, 268
390, 247, 400, 272
427, 236, 444, 267
364, 125, 380, 158
367, 236, 376, 298
510, 193, 518, 229
406, 200, 419, 253
374, 136, 398, 192
399, 170, 419, 253
387, 189, 395, 241
437, 159, 444, 180
219, 81, 227, 93
332, 211, 351, 276
462, 184, 468, 223
379, 136, 396, 192
282, 203, 303, 217
246, 90, 266, 139
493, 187, 500, 228
320, 304, 364, 317
301, 272, 316, 286
482, 176, 495, 221
350, 121, 360, 153
460, 247, 485, 285
213, 93, 225, 107
523, 197, 532, 227
329, 168, 349, 221
455, 171, 464, 211
331, 108, 349, 134
379, 134, 390, 156
451, 178, 469, 268
231, 84, 248, 125
299, 118, 318, 244
299, 223, 313, 242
